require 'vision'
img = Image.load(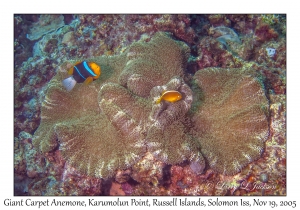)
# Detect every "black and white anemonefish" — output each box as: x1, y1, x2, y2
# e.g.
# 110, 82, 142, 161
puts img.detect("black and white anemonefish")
62, 60, 101, 91
156, 90, 182, 104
